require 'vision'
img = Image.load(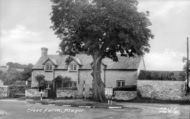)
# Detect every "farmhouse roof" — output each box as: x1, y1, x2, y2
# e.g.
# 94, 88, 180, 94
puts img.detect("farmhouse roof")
33, 54, 141, 70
